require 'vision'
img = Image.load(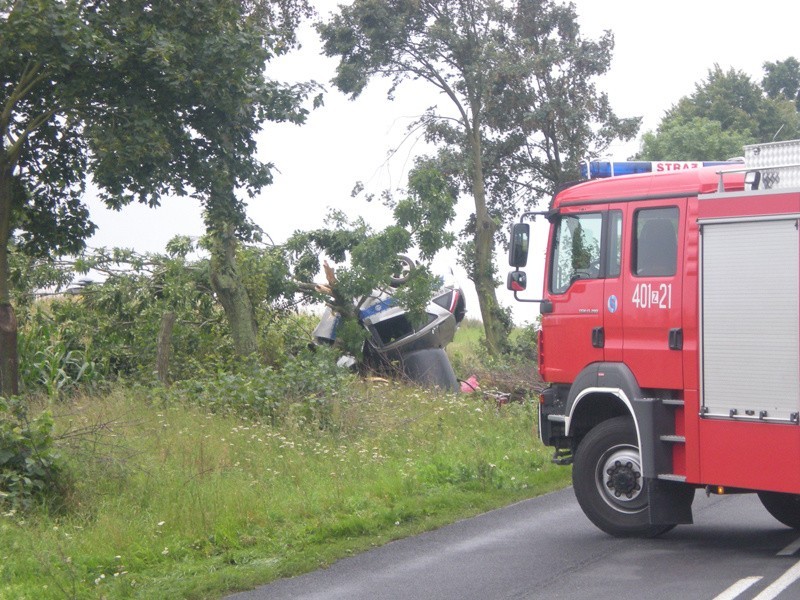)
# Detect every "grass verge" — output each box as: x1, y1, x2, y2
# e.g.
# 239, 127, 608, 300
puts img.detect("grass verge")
0, 380, 569, 599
